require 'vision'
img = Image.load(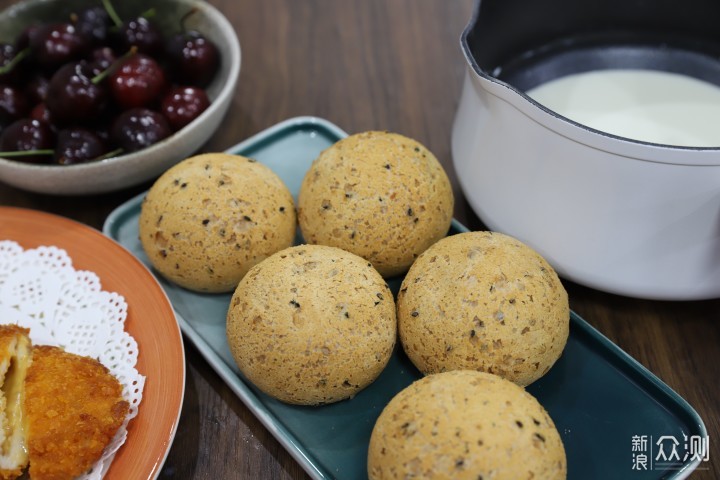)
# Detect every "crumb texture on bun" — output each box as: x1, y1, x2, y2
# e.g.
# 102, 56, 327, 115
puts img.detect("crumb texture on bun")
397, 231, 569, 386
226, 244, 397, 405
140, 153, 297, 292
368, 370, 567, 480
298, 131, 453, 277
